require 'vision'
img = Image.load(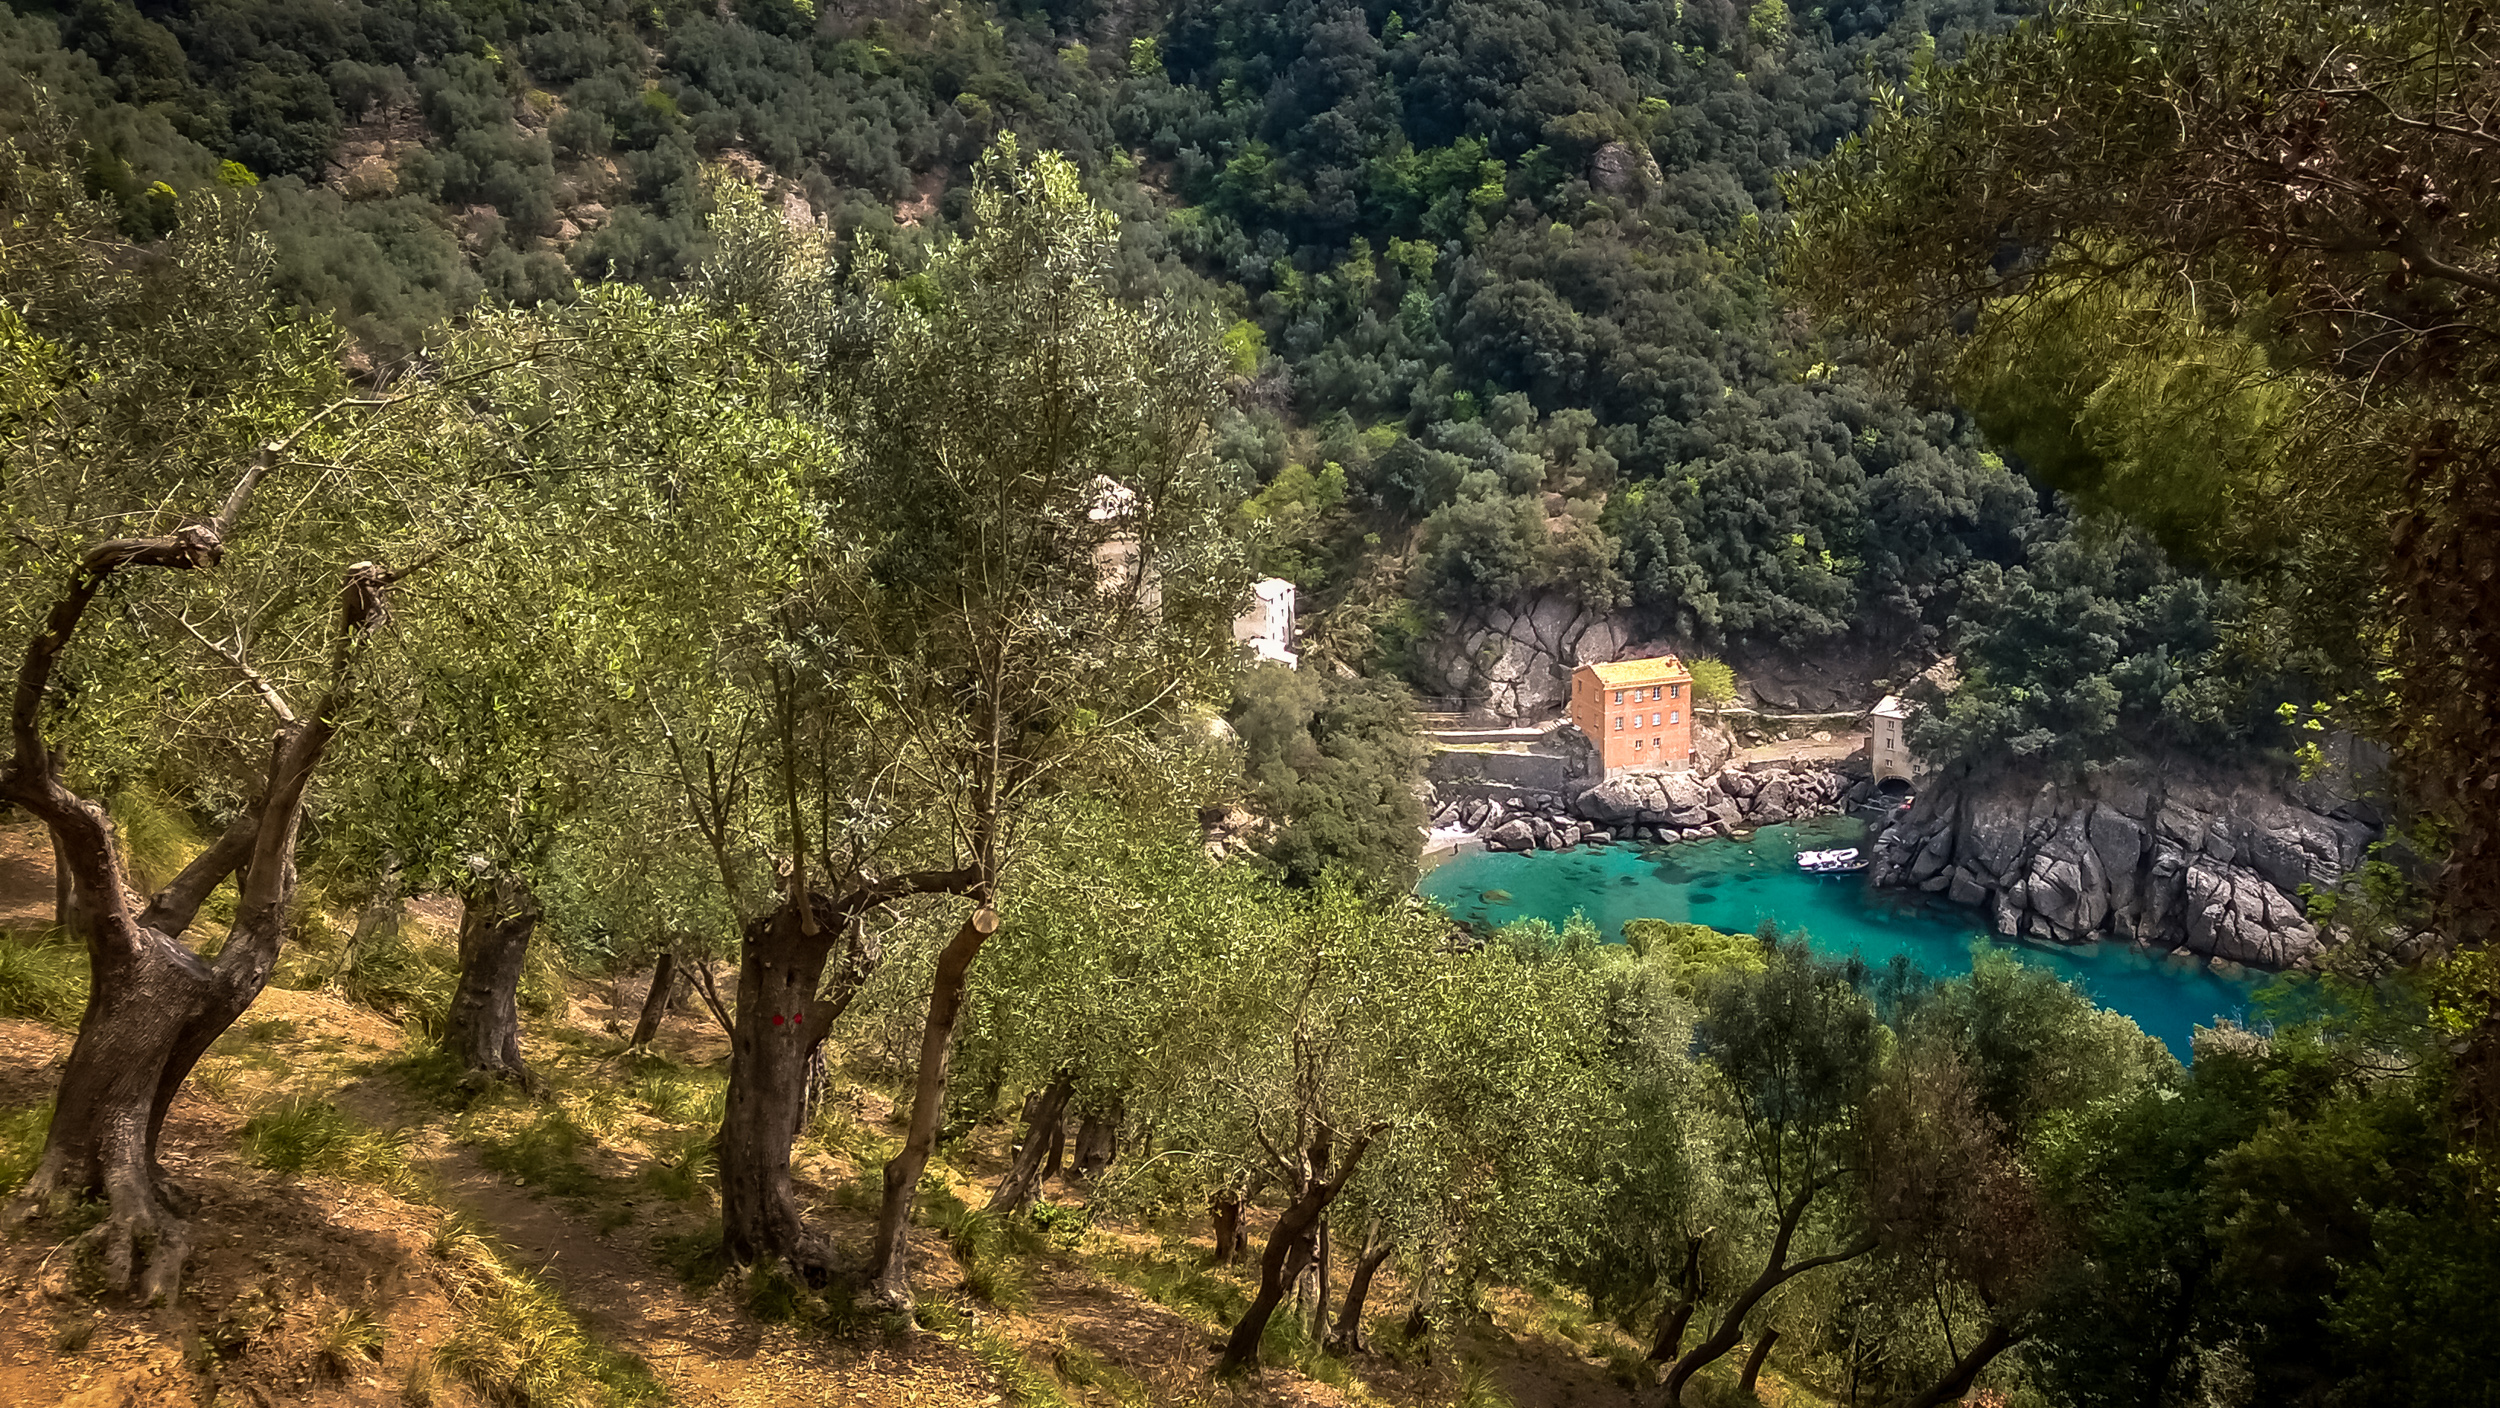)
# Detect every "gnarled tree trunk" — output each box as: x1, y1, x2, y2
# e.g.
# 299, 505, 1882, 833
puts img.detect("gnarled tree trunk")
718, 893, 878, 1274
986, 1067, 1075, 1216
868, 902, 998, 1310
1, 497, 388, 1305
628, 950, 678, 1048
444, 866, 541, 1092
1326, 1220, 1393, 1356
1647, 1235, 1709, 1364
1663, 1179, 1874, 1405
1897, 1317, 2027, 1408
1218, 1129, 1377, 1375
1069, 1099, 1121, 1179
1210, 1186, 1245, 1265
1738, 1328, 1779, 1396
